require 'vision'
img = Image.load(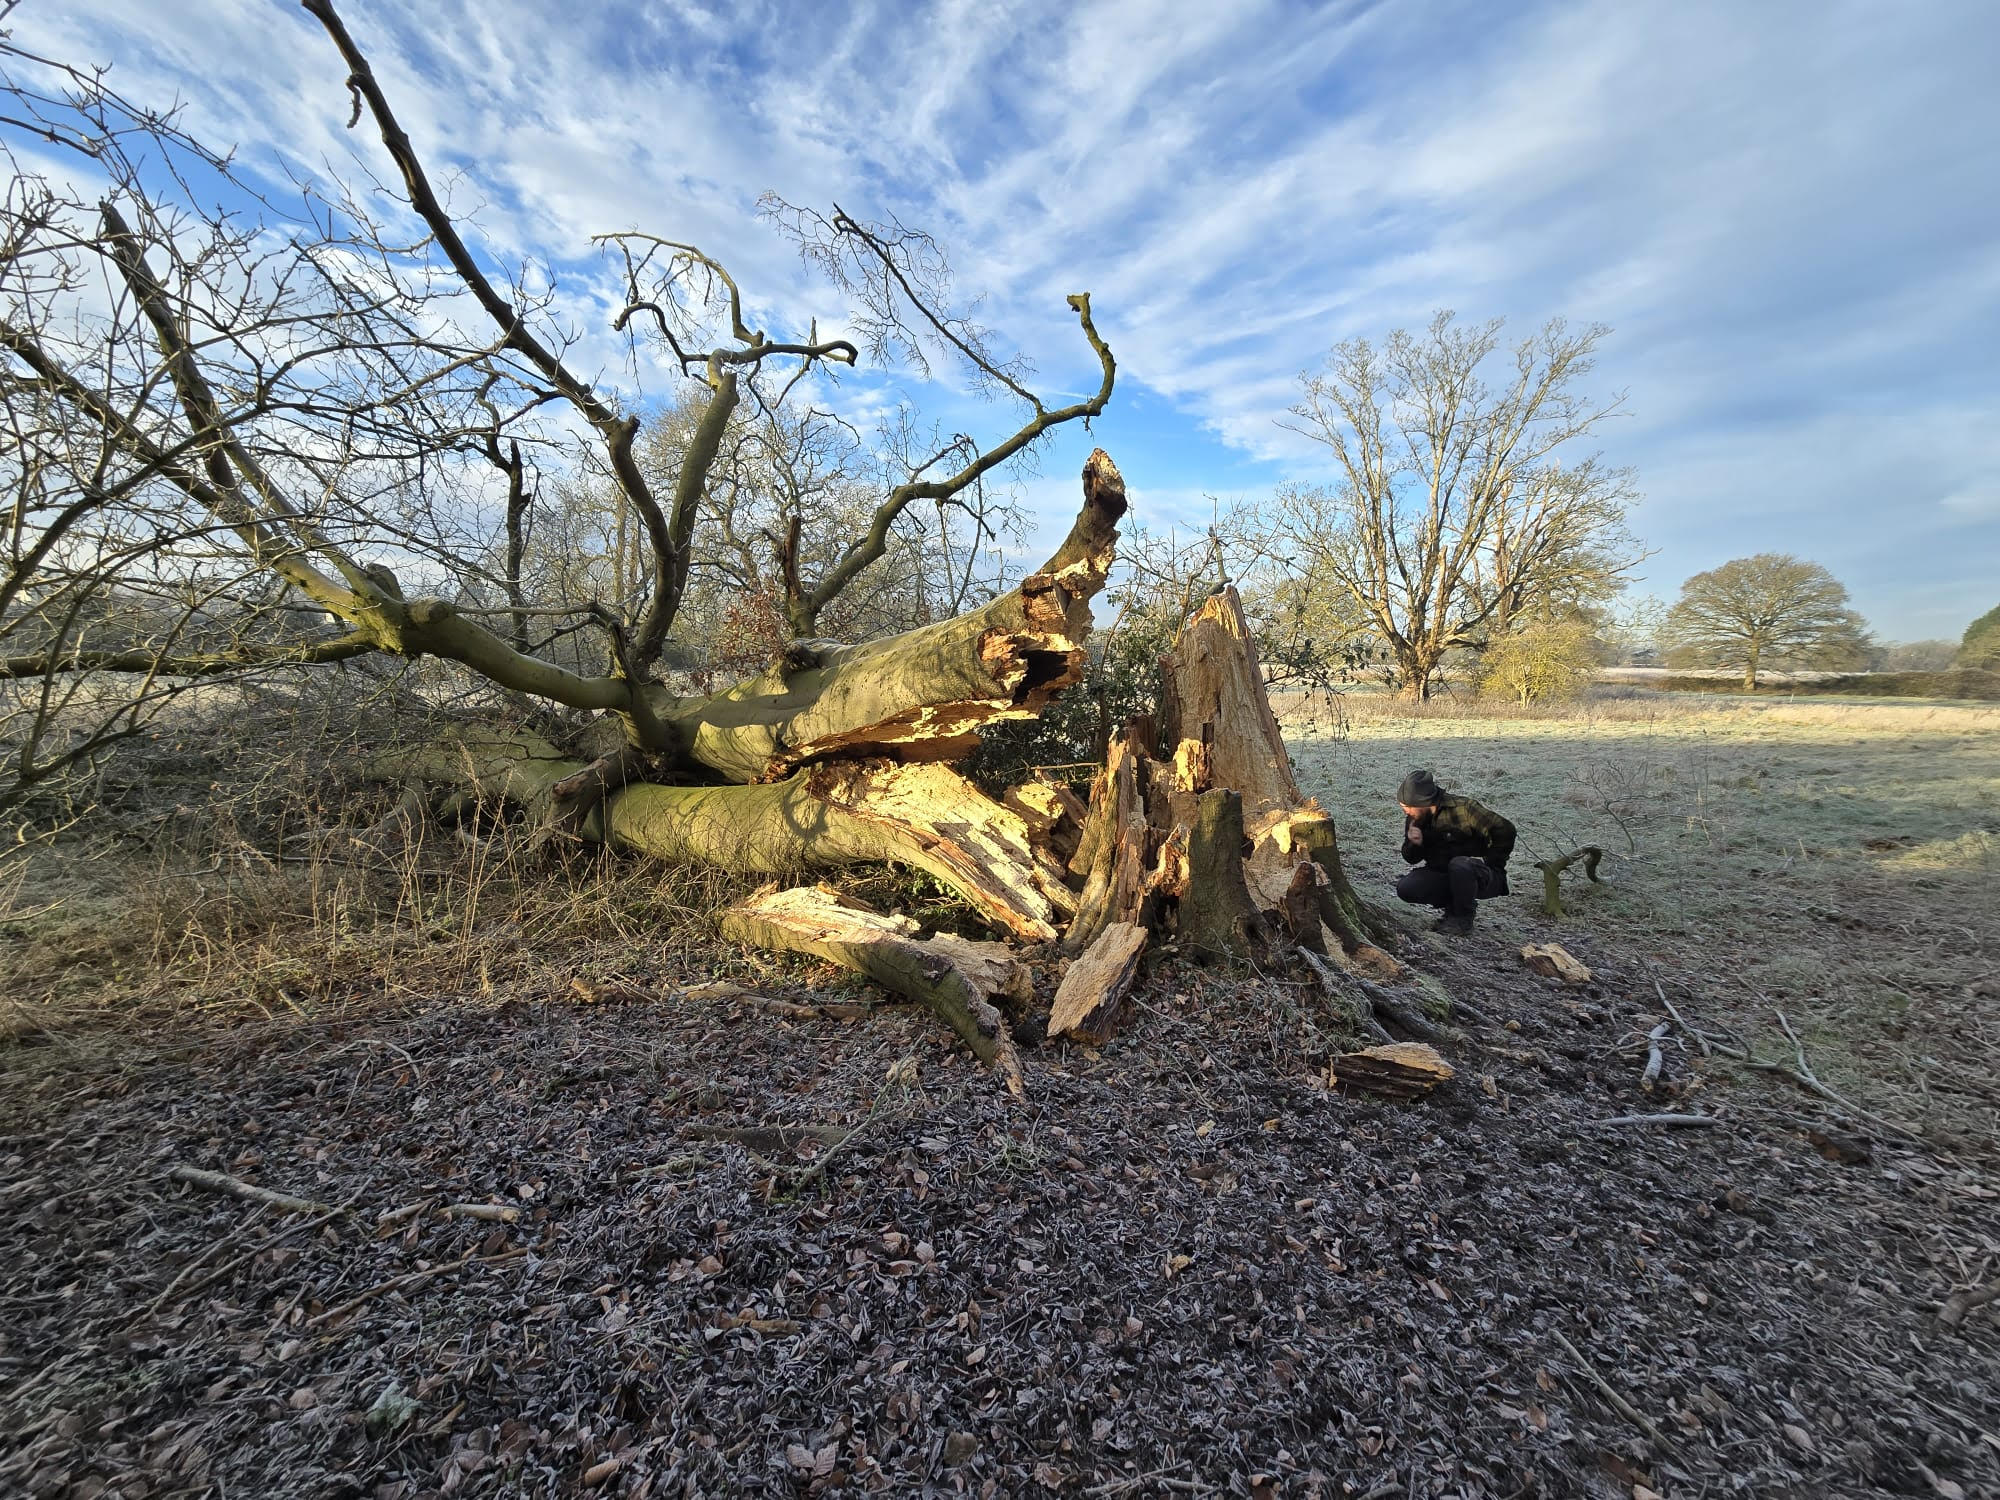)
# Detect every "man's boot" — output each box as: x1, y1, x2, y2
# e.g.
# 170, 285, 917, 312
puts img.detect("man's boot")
1432, 910, 1474, 936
